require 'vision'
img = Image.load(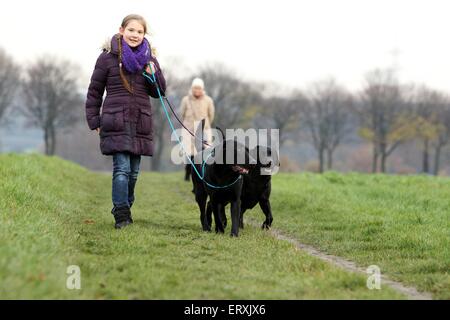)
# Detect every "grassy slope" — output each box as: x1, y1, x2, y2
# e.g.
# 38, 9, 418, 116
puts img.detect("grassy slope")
268, 172, 450, 299
0, 154, 403, 299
